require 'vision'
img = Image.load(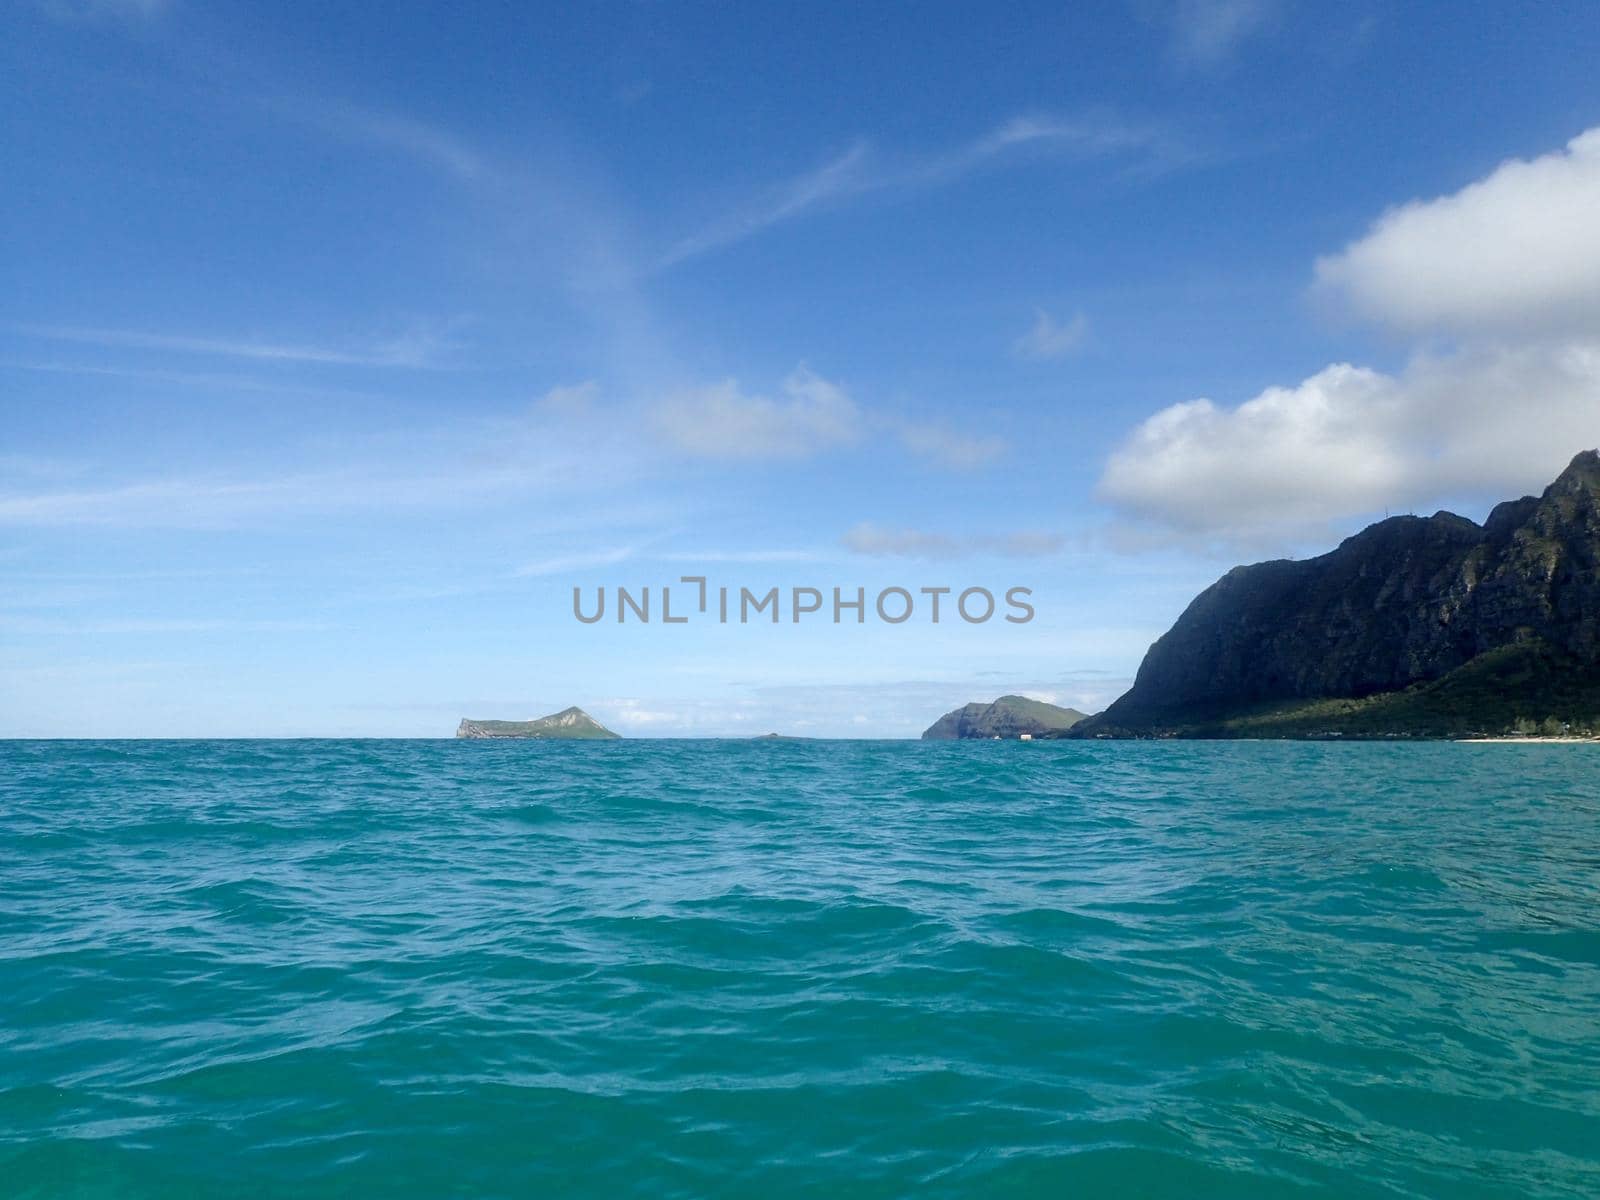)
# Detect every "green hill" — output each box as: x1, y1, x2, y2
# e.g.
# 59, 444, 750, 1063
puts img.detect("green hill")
922, 695, 1087, 740
456, 707, 619, 739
